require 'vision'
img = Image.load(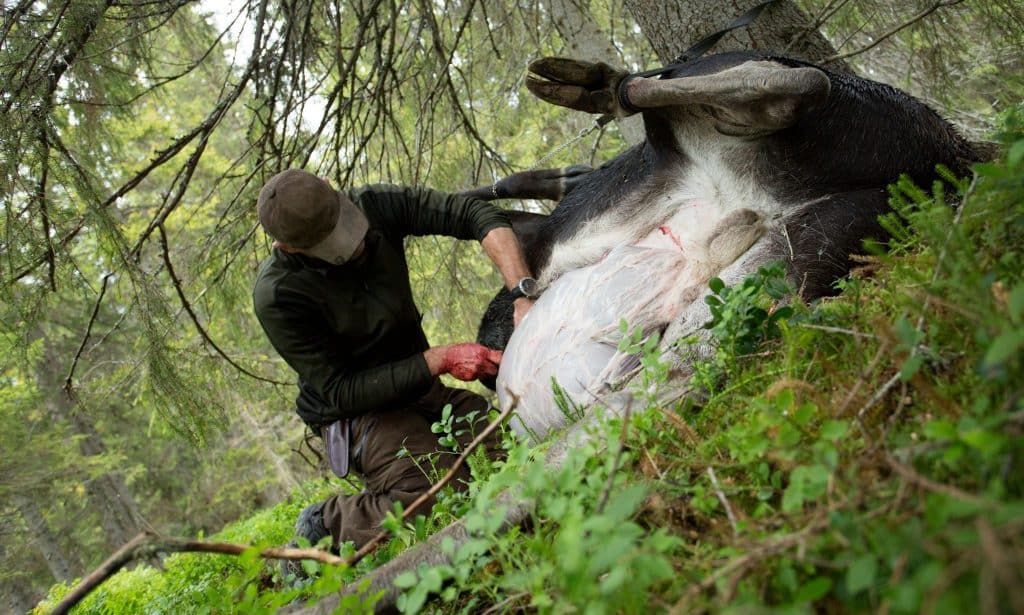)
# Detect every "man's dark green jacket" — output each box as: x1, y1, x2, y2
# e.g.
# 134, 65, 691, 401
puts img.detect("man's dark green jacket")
253, 184, 510, 427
